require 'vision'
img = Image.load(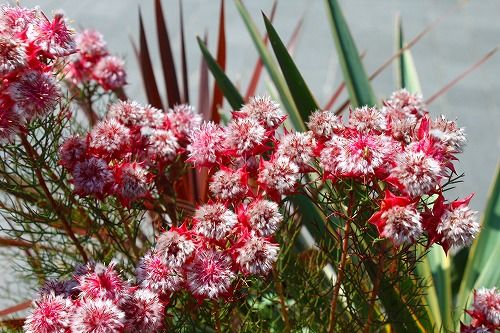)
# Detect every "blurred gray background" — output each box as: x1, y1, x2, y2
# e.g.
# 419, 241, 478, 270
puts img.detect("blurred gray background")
1, 0, 499, 308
